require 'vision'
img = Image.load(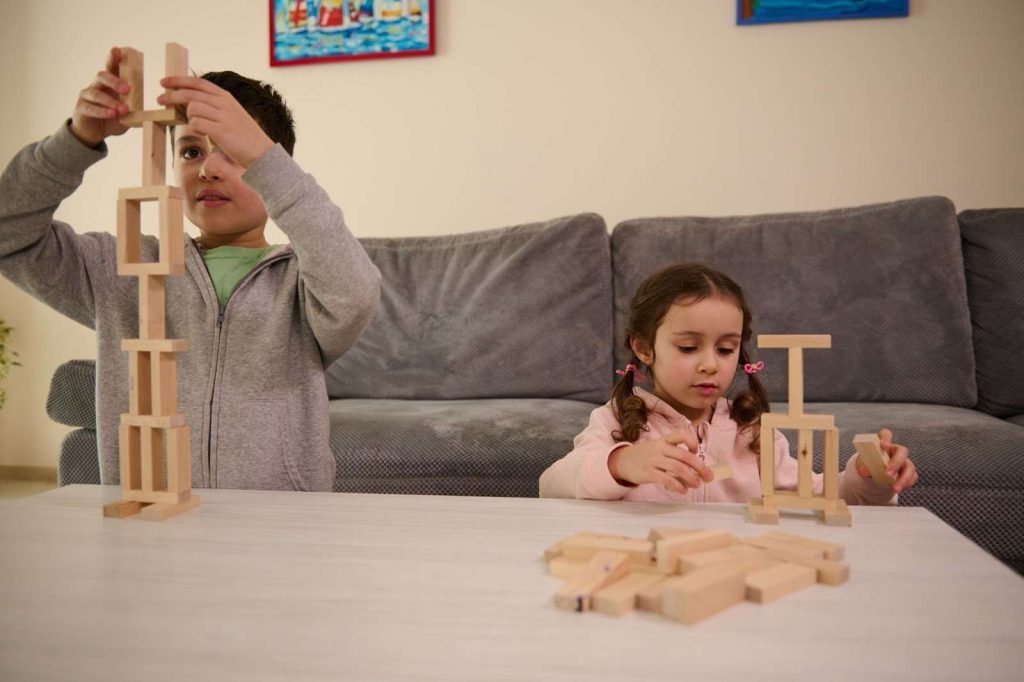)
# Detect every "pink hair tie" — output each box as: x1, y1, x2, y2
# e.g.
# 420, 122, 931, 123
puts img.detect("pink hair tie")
616, 363, 647, 383
744, 360, 765, 375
